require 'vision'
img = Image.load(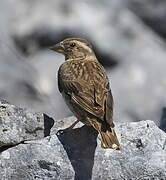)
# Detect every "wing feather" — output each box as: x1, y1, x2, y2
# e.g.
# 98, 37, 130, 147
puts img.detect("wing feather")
58, 60, 114, 126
